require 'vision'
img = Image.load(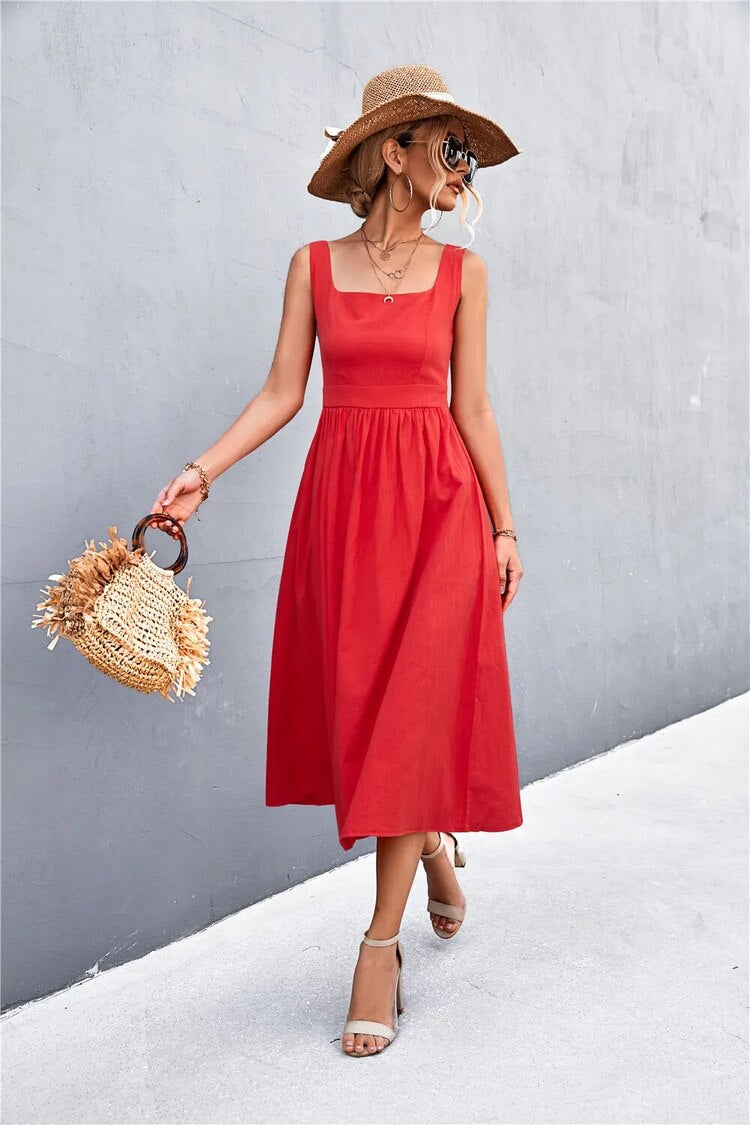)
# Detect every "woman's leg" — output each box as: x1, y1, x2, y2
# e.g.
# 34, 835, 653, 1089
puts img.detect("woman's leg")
341, 831, 426, 1056
420, 831, 467, 935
